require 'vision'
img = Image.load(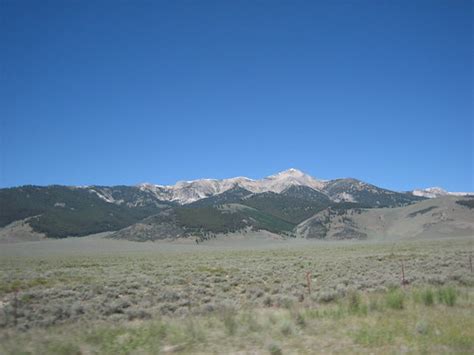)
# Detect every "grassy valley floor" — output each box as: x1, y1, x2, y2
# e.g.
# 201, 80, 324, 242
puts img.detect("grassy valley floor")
0, 236, 473, 354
